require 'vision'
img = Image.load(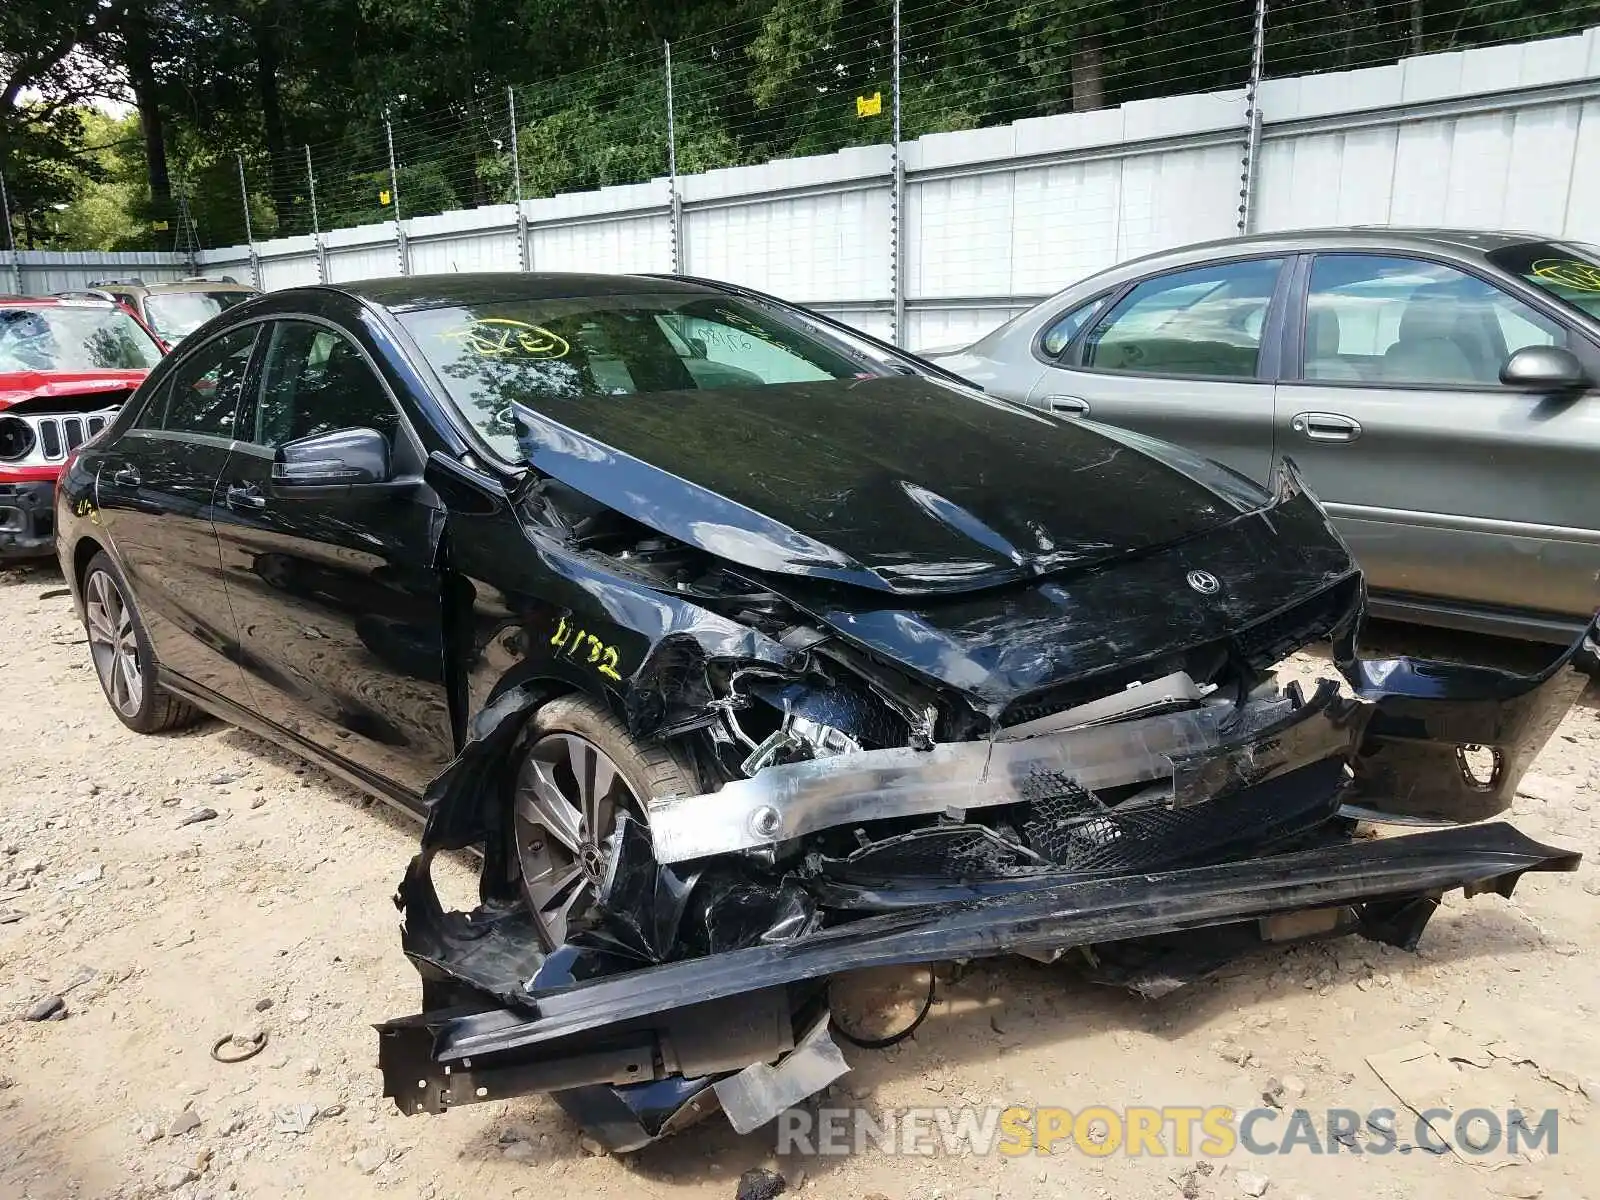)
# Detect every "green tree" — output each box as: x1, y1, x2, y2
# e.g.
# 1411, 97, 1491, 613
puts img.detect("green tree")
8, 0, 1594, 252
1, 0, 124, 248
50, 110, 149, 249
